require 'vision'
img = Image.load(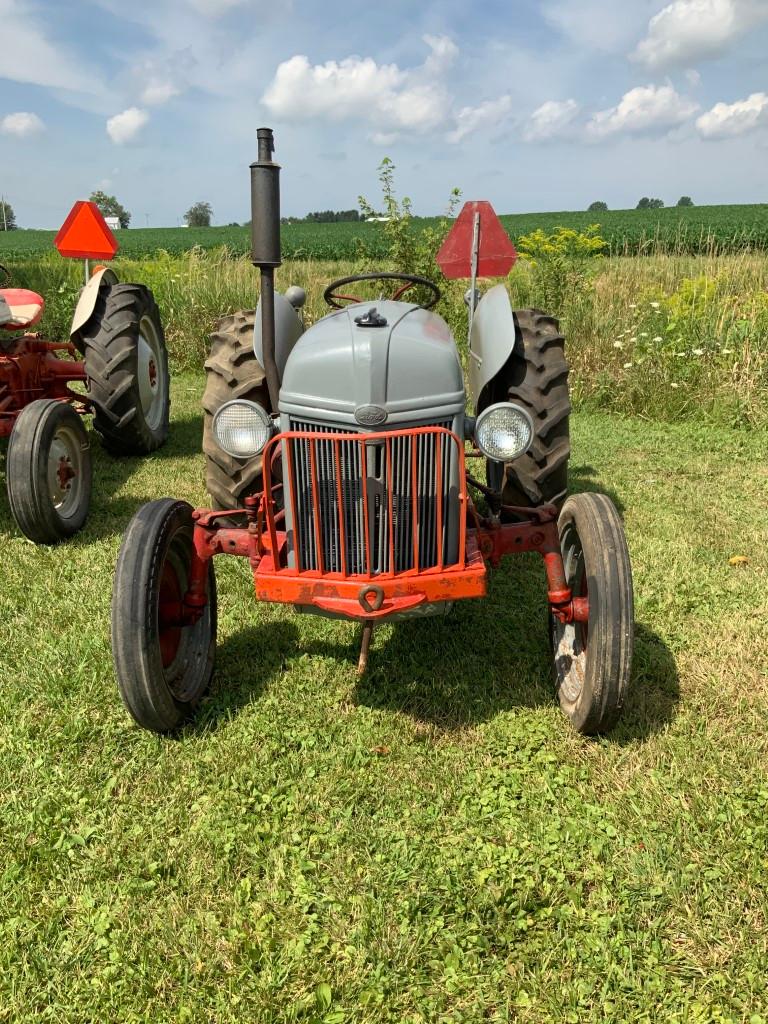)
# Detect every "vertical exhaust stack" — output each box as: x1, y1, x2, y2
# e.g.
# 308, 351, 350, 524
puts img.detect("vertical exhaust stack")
250, 127, 281, 410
